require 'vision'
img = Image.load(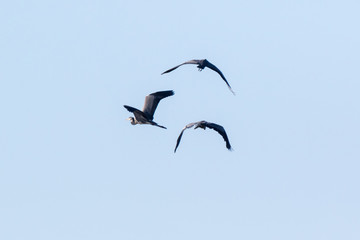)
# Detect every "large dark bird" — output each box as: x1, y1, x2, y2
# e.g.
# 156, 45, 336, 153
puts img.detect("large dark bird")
162, 59, 235, 95
174, 120, 232, 152
124, 90, 174, 129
